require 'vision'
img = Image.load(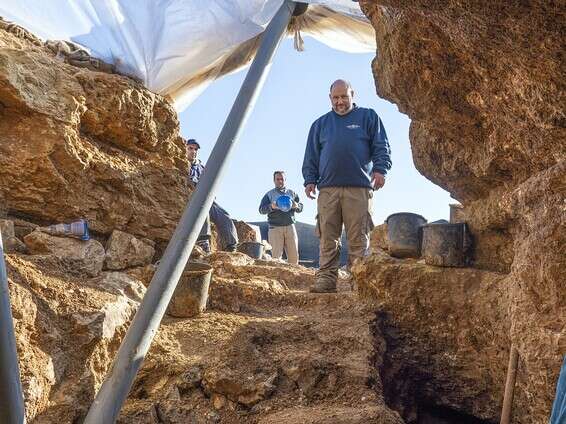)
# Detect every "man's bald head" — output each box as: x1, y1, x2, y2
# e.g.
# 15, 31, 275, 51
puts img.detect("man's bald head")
329, 79, 353, 93
329, 79, 355, 115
